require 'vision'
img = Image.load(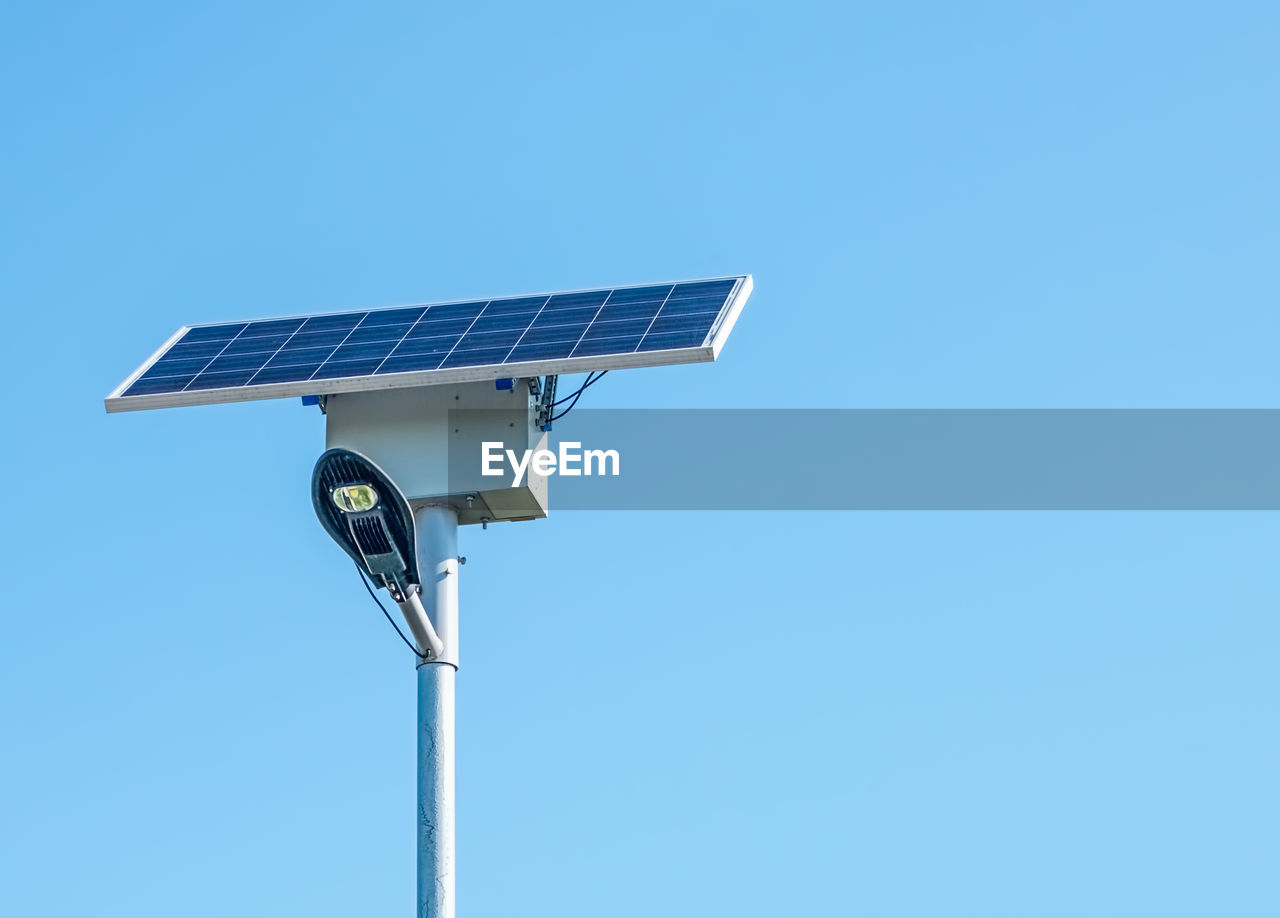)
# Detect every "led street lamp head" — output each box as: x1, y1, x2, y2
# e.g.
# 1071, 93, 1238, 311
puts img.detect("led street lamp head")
312, 448, 418, 602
